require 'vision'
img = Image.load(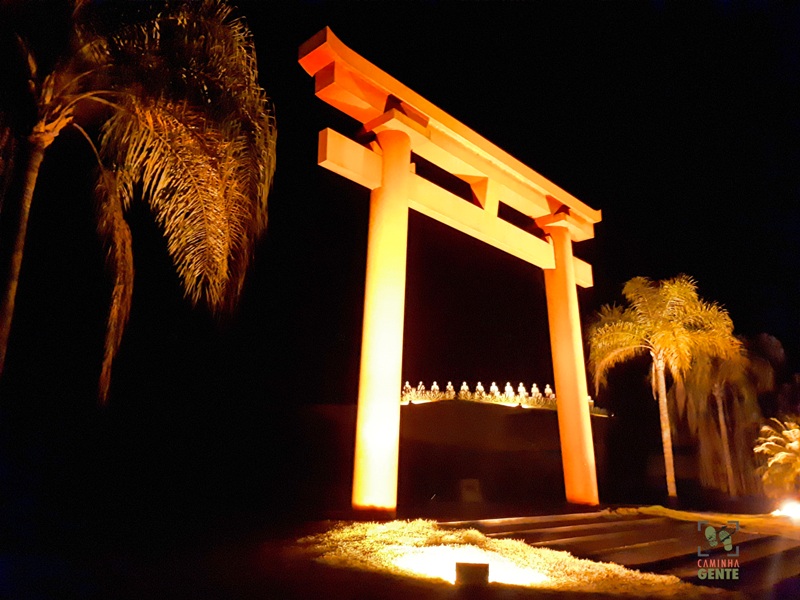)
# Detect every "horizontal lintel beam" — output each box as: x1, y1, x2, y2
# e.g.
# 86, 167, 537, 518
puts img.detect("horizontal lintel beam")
318, 129, 593, 287
318, 128, 381, 189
